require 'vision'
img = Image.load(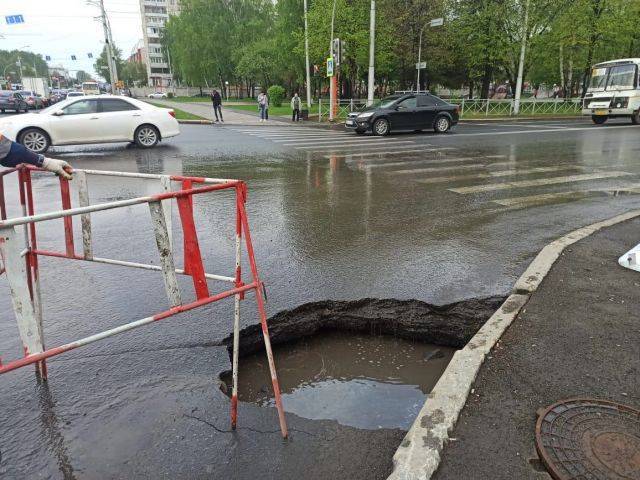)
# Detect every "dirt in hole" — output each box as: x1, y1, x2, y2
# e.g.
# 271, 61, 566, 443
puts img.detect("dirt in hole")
219, 296, 504, 430
220, 331, 455, 430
